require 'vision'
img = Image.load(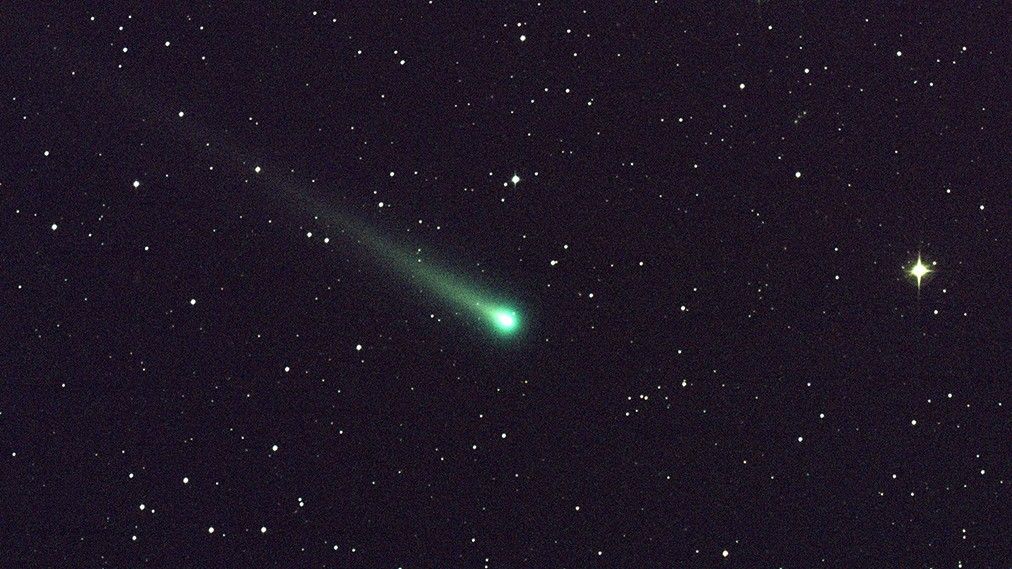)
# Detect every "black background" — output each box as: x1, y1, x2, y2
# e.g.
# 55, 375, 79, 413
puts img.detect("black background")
2, 2, 1008, 567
